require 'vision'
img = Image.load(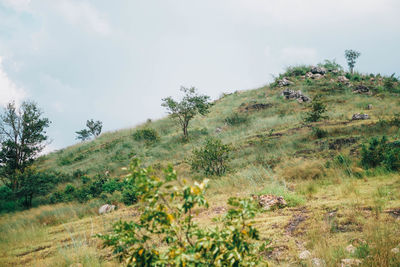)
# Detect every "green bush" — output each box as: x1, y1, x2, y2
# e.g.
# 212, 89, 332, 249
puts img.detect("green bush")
283, 65, 311, 77
133, 128, 159, 144
224, 112, 250, 126
361, 136, 400, 171
102, 178, 123, 194
98, 158, 266, 266
304, 96, 328, 123
318, 59, 343, 73
190, 137, 231, 176
311, 127, 328, 139
122, 185, 138, 205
